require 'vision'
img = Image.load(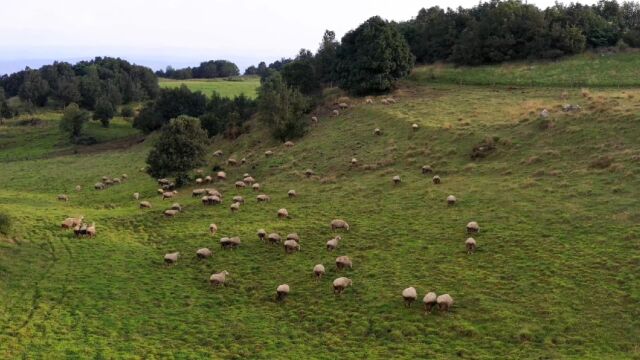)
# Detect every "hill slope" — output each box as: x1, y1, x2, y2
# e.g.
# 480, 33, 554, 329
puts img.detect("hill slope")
1, 62, 639, 358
